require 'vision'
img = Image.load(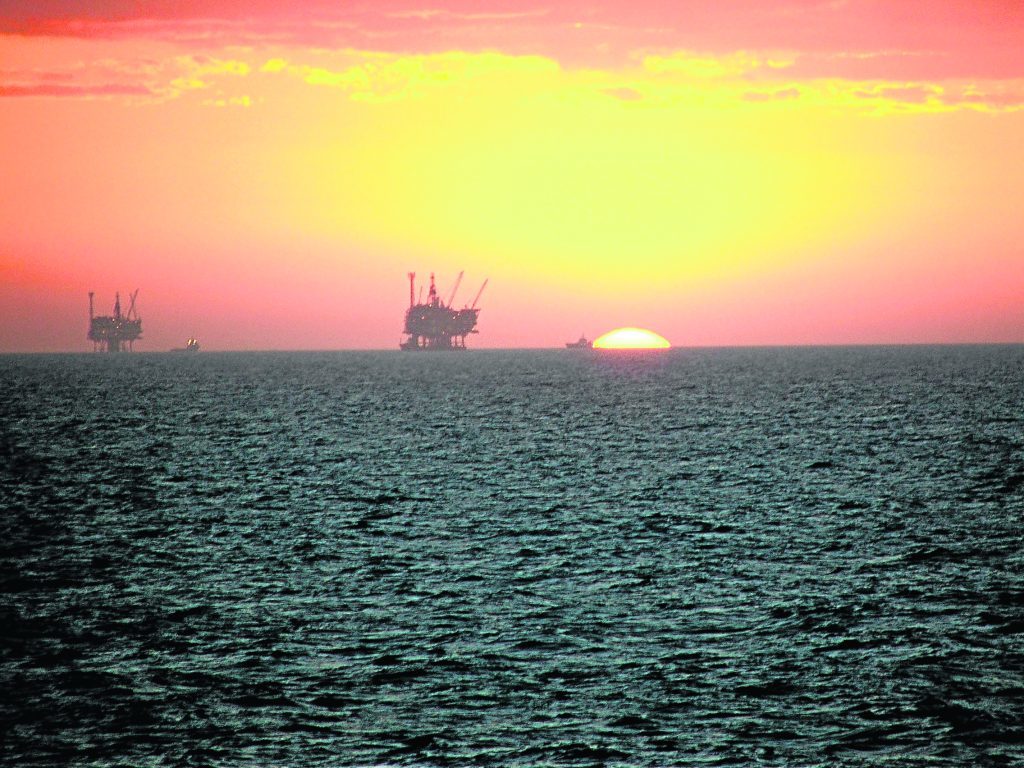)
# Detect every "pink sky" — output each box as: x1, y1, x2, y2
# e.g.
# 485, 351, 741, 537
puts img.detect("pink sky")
1, 0, 1022, 350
